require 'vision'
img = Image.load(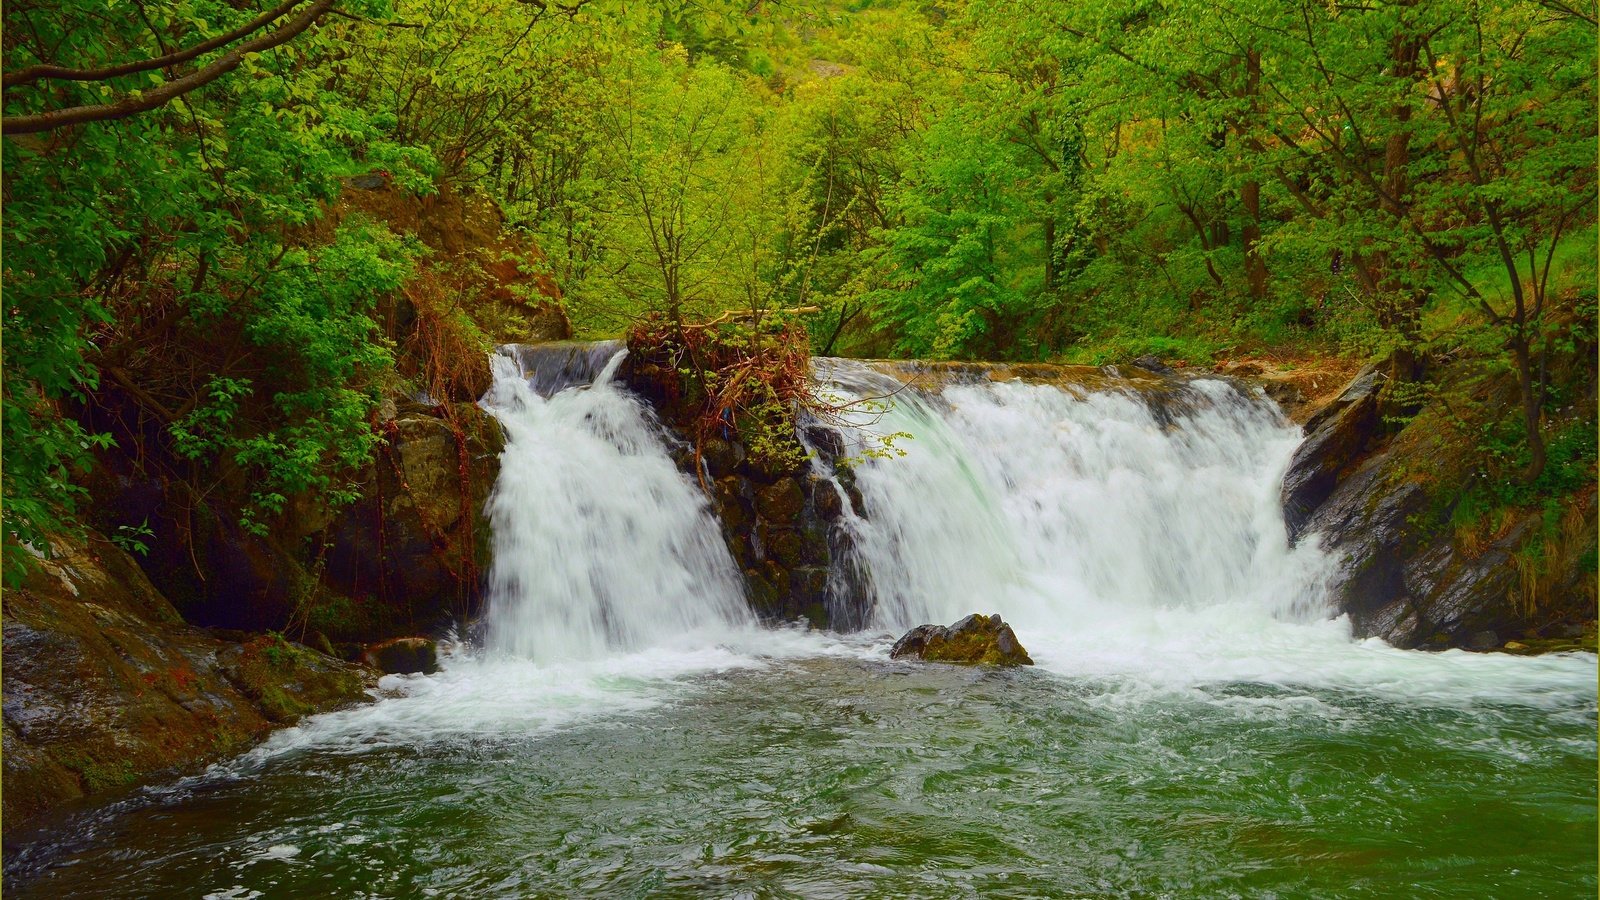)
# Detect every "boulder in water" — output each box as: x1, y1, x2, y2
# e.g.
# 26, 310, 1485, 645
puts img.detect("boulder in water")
889, 614, 1033, 666
362, 637, 439, 675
